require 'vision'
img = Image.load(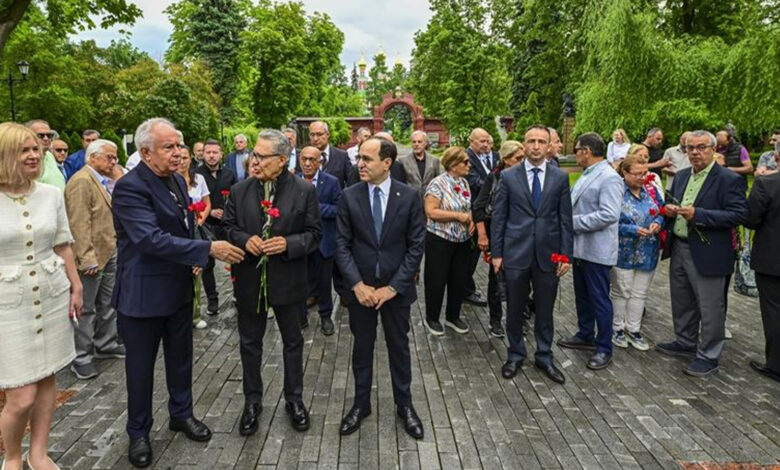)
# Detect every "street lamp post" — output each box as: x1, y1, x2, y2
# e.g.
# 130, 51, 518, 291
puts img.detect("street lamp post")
6, 61, 30, 121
